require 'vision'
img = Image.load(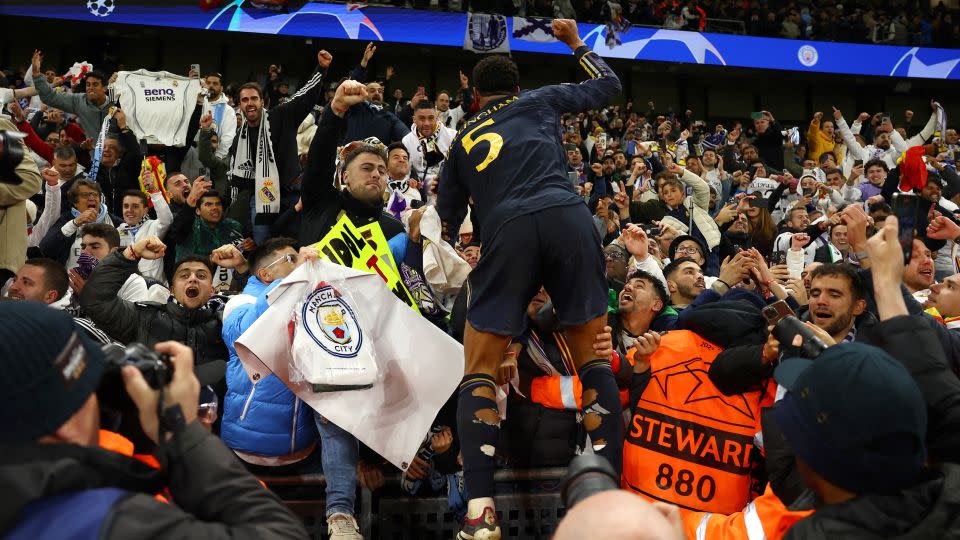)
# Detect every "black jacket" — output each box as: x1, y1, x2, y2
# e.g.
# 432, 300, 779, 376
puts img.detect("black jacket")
228, 65, 326, 193
78, 252, 227, 368
95, 126, 144, 216
709, 307, 880, 397
298, 108, 405, 246
763, 313, 960, 507
0, 423, 307, 539
753, 120, 785, 171
785, 464, 960, 539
